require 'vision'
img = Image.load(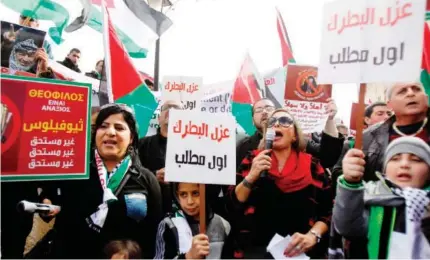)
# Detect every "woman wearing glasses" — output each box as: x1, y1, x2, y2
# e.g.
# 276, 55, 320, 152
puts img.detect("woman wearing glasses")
41, 104, 162, 258
227, 108, 333, 259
